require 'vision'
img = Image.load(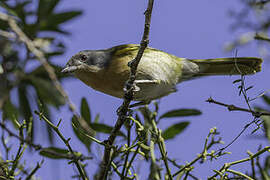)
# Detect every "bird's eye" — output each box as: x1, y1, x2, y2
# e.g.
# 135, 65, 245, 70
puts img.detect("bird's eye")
80, 54, 87, 62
